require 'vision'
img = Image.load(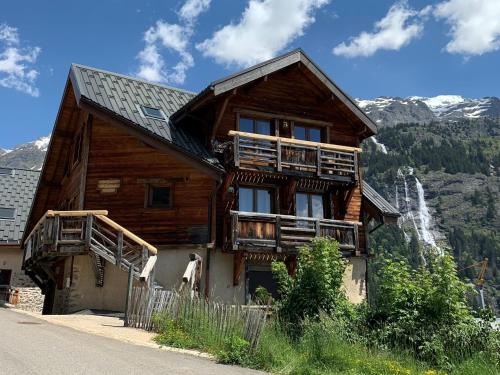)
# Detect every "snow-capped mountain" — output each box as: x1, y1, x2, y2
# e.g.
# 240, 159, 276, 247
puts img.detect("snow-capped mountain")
0, 135, 50, 170
357, 95, 500, 126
